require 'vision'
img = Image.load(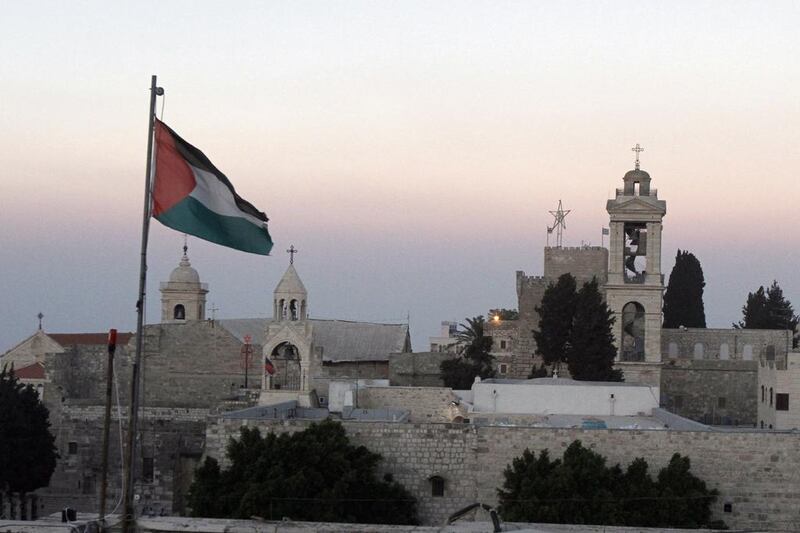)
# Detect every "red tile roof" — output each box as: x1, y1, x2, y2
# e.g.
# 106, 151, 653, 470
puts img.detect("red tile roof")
15, 362, 45, 380
49, 332, 133, 346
